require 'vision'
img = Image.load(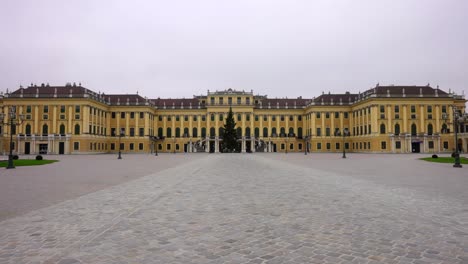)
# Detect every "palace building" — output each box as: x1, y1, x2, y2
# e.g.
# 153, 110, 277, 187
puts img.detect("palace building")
0, 83, 466, 155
